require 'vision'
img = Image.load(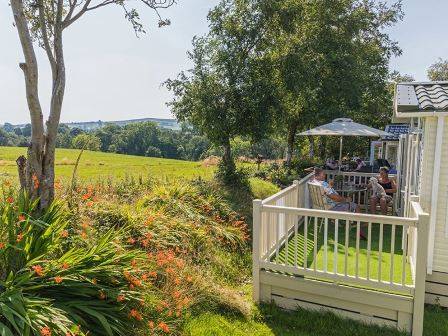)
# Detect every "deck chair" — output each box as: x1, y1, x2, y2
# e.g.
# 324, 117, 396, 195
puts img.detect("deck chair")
307, 182, 333, 232
308, 182, 332, 211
